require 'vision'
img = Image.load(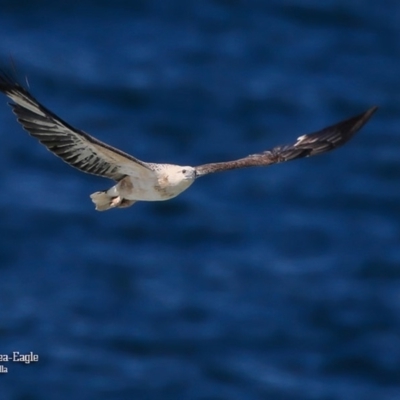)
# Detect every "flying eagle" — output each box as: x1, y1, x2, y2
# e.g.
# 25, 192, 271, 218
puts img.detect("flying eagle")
0, 71, 377, 211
